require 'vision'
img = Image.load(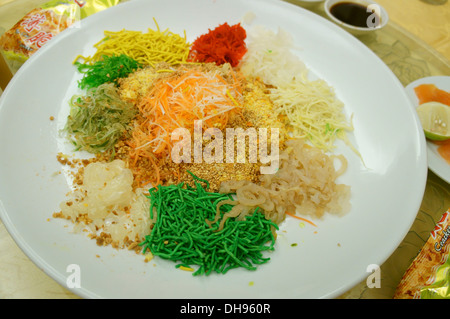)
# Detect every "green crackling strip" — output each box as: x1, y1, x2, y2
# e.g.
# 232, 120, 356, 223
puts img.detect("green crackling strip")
139, 172, 278, 275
